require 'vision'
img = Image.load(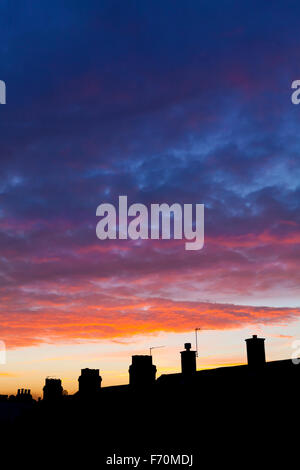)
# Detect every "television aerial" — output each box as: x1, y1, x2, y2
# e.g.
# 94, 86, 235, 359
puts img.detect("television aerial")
195, 328, 201, 357
149, 346, 165, 356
